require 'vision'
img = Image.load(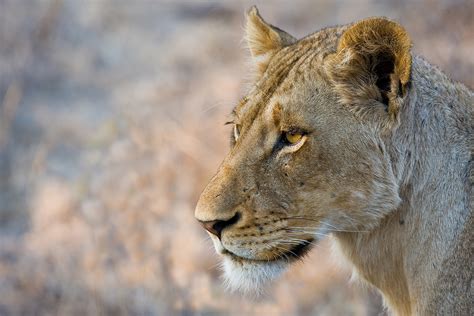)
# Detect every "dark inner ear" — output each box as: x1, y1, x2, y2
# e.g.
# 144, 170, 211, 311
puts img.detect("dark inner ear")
373, 51, 395, 107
